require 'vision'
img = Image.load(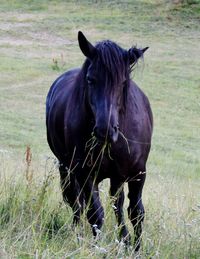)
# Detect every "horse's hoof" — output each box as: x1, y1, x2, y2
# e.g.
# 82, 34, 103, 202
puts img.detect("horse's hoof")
120, 227, 131, 246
